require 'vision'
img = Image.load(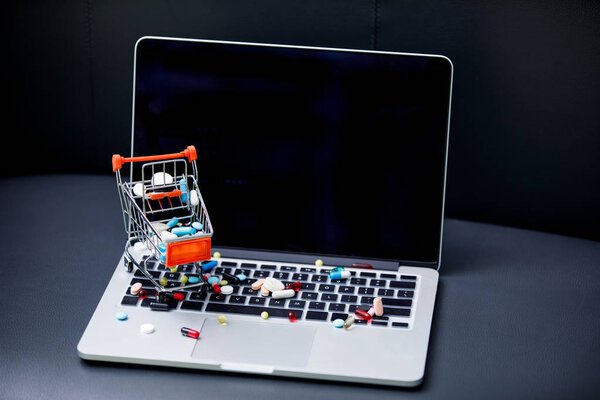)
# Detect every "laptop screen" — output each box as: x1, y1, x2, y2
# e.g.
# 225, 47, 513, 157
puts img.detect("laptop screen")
132, 37, 452, 266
